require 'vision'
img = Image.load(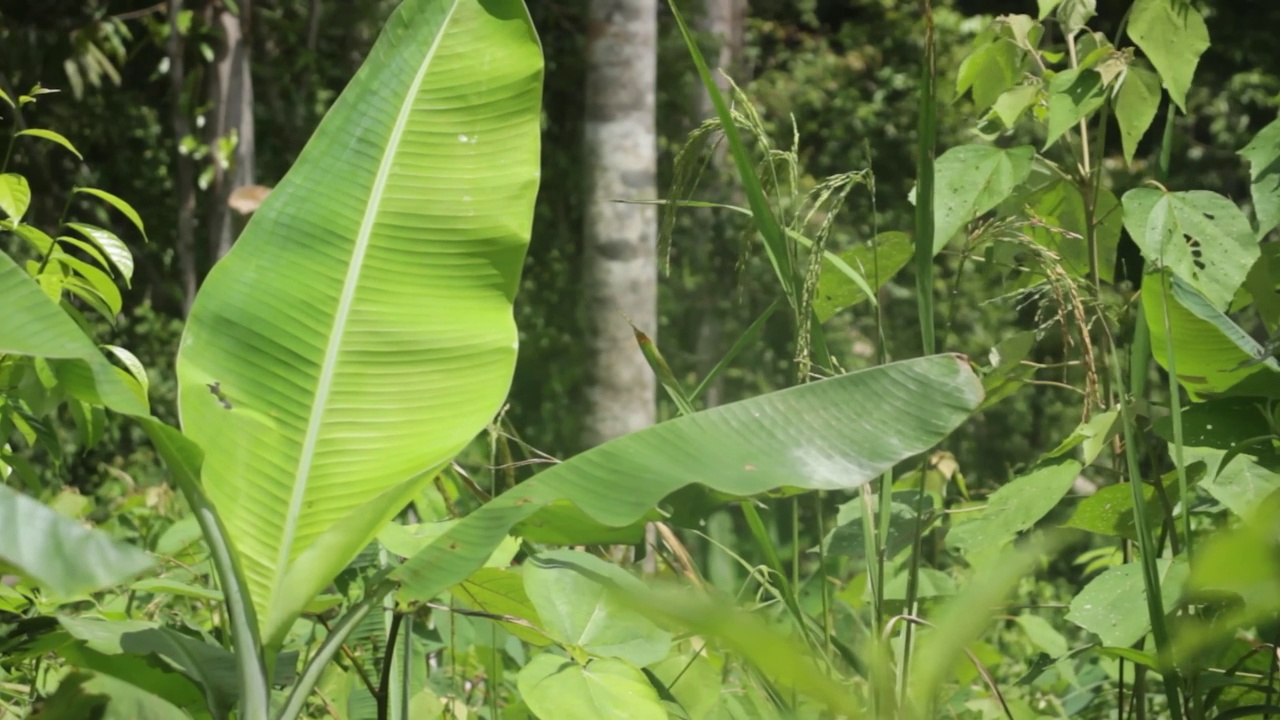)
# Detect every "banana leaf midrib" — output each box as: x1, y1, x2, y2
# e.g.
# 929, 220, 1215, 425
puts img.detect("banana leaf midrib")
271, 0, 463, 604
